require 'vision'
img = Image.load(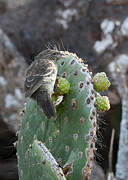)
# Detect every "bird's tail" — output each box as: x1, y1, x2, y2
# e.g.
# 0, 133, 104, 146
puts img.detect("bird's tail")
35, 91, 56, 119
